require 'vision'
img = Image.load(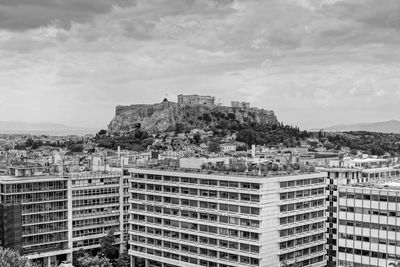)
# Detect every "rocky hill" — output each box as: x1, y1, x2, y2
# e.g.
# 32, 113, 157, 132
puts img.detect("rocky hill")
108, 100, 279, 134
